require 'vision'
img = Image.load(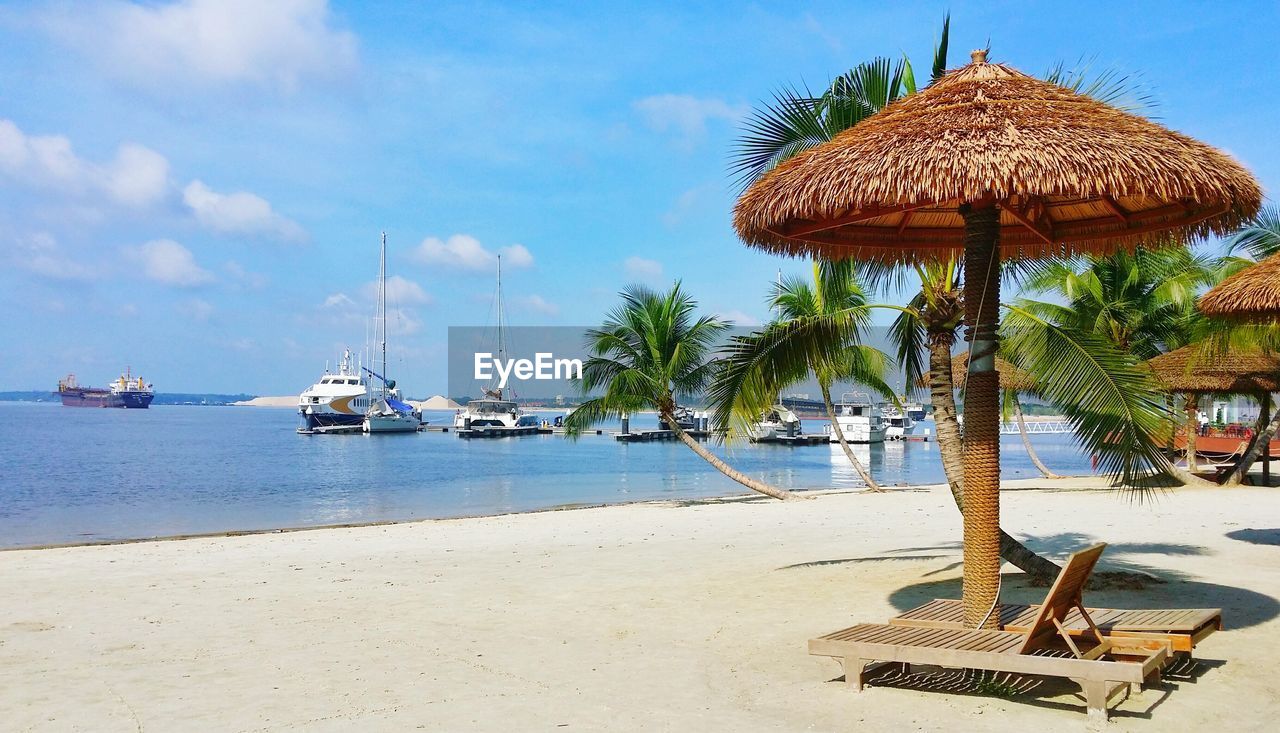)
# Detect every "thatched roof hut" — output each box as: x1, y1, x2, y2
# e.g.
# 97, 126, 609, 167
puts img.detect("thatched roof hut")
1199, 252, 1280, 322
734, 54, 1260, 265
1147, 344, 1280, 395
